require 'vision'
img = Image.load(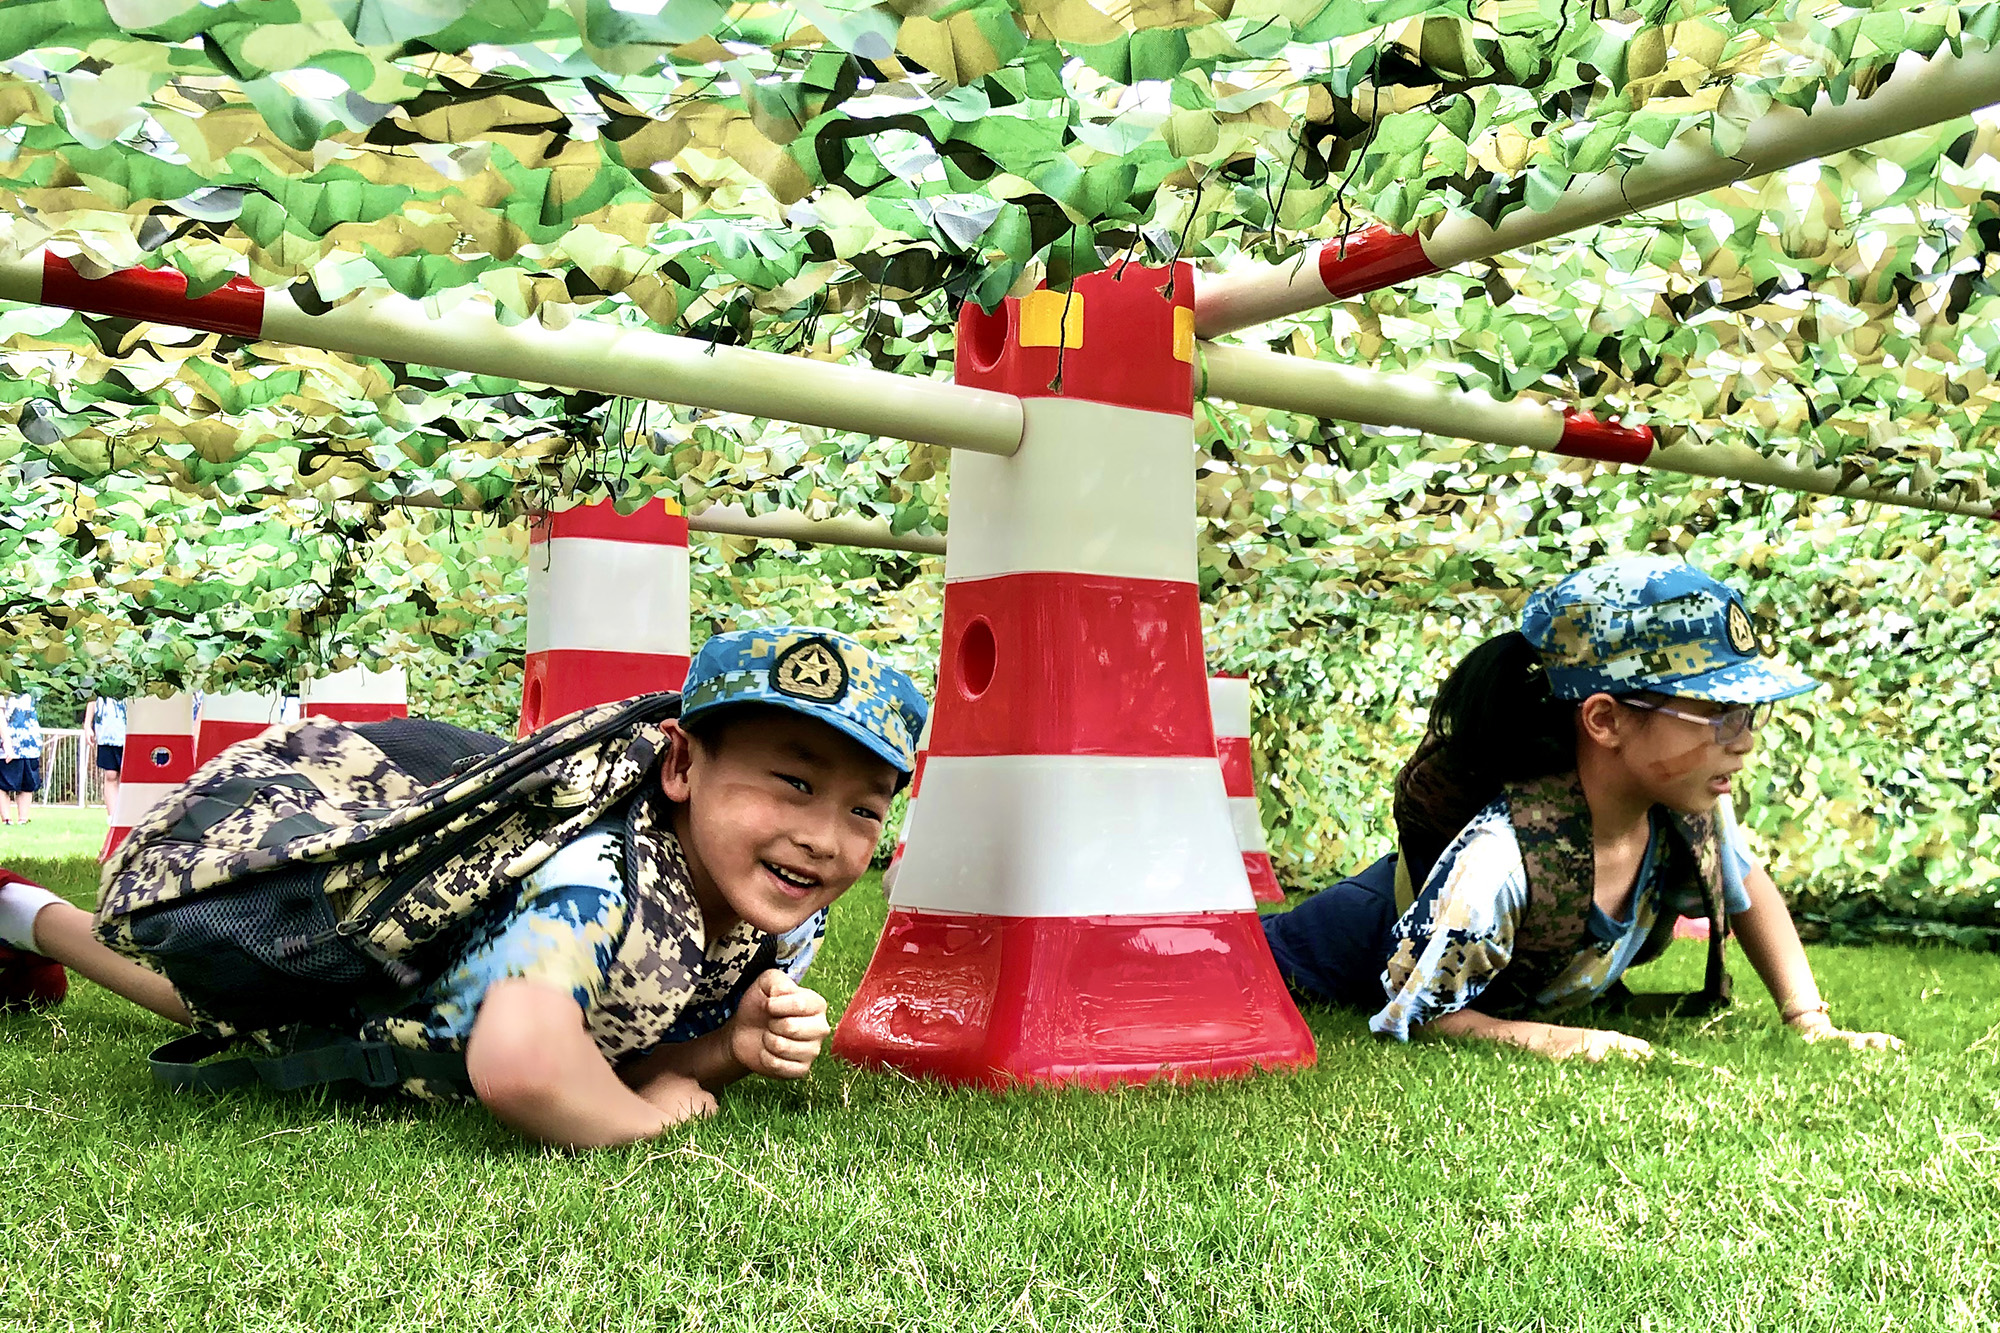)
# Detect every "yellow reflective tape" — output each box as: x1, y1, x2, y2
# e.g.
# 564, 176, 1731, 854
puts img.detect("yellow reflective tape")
1018, 289, 1085, 348
1173, 306, 1195, 362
